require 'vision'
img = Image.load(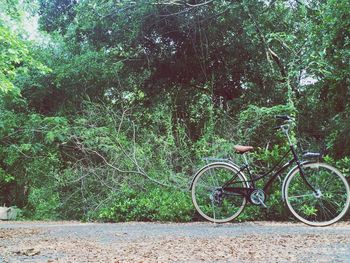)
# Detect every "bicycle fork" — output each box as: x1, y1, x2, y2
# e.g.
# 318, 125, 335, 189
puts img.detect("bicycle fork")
292, 147, 317, 194
297, 162, 318, 193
